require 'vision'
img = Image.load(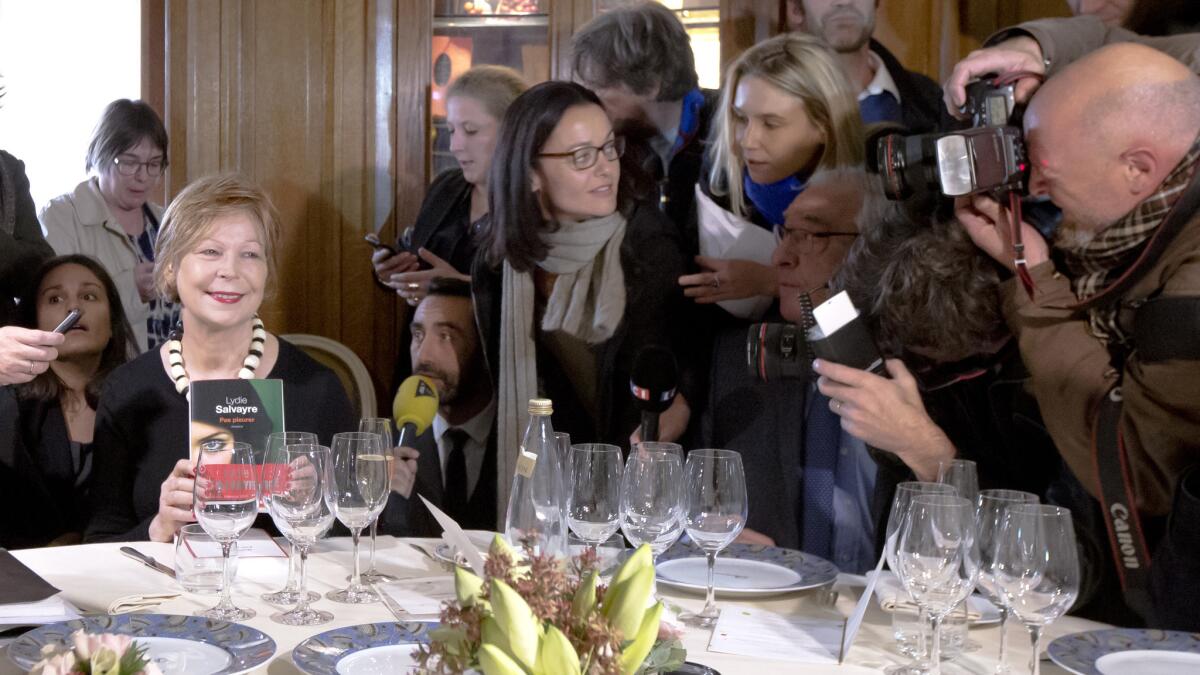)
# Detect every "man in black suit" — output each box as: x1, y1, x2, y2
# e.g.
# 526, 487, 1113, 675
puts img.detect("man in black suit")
787, 0, 943, 132
378, 277, 496, 536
